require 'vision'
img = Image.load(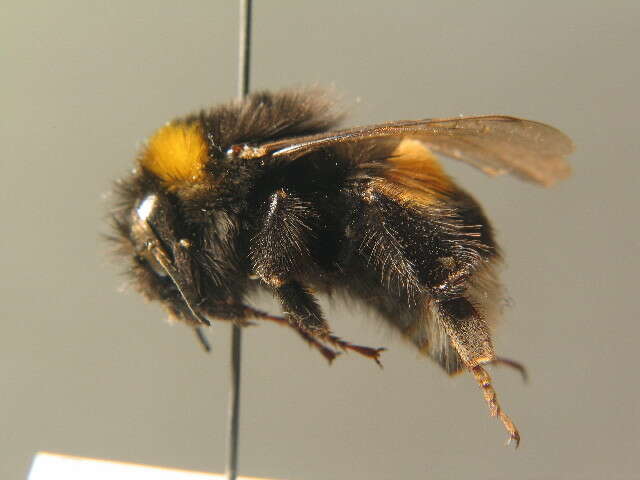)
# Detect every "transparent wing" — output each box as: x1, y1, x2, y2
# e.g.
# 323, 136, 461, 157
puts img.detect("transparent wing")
240, 115, 574, 186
